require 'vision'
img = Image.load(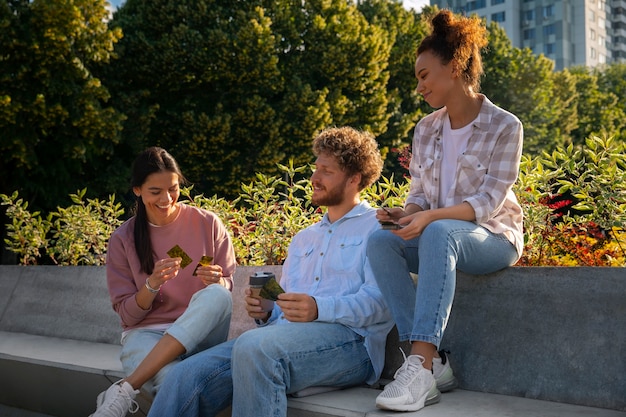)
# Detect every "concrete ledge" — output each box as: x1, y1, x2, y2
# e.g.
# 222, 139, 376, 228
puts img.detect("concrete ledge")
1, 265, 625, 416
0, 331, 154, 416
384, 267, 626, 412
286, 387, 626, 417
